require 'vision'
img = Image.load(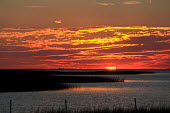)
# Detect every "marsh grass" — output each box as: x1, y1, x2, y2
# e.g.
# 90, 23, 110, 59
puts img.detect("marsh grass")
34, 106, 170, 113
